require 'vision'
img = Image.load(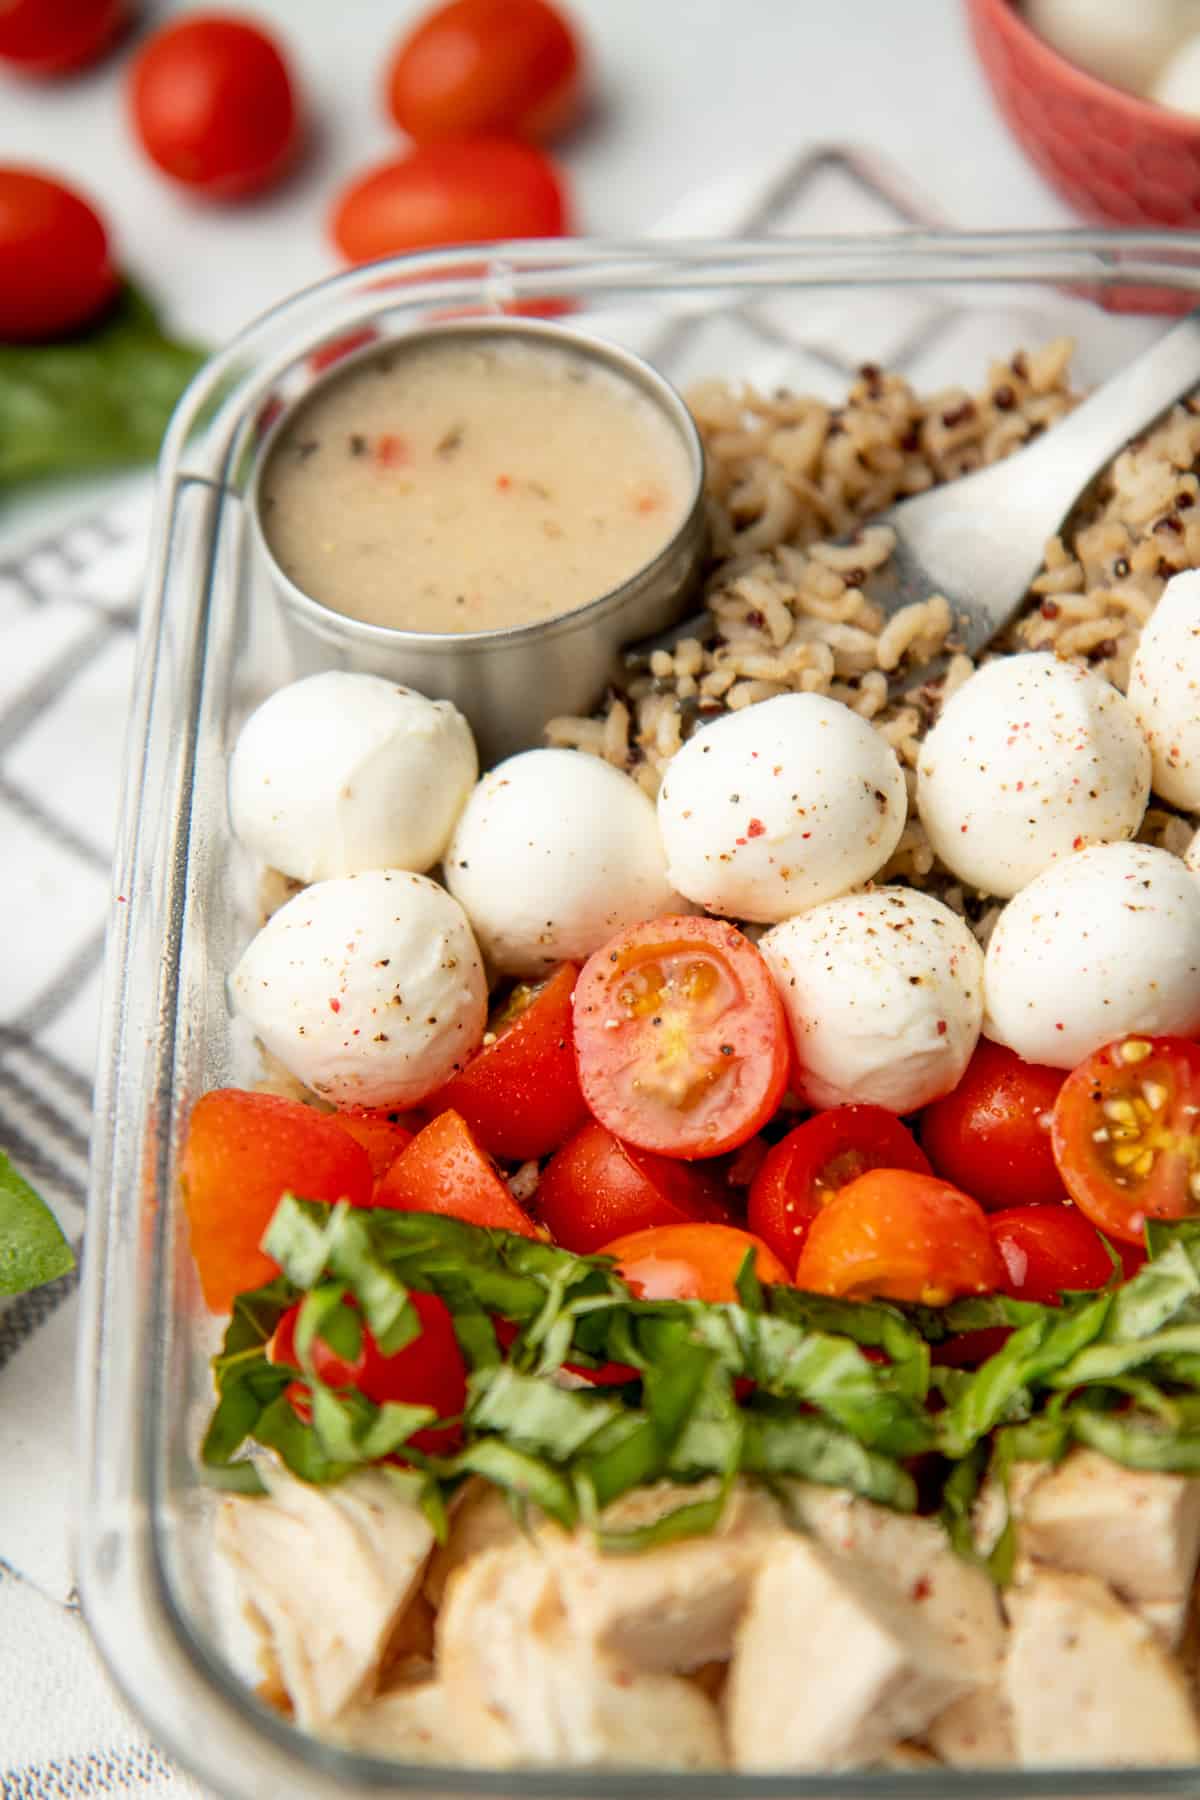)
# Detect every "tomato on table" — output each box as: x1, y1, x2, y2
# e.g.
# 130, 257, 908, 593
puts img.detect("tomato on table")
572, 916, 790, 1162
0, 0, 126, 75
1051, 1035, 1200, 1244
329, 1108, 417, 1181
534, 1119, 730, 1254
989, 1205, 1115, 1306
128, 15, 301, 200
374, 1108, 538, 1237
919, 1038, 1066, 1210
427, 964, 588, 1161
600, 1222, 788, 1304
0, 168, 117, 341
386, 0, 582, 143
272, 1290, 467, 1455
180, 1089, 374, 1313
795, 1169, 1001, 1305
748, 1106, 931, 1273
330, 139, 568, 265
